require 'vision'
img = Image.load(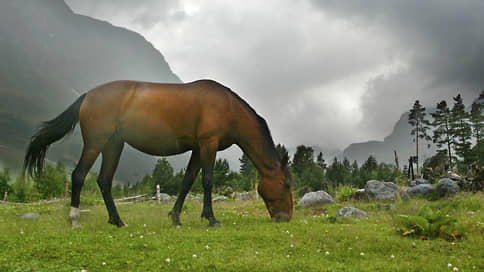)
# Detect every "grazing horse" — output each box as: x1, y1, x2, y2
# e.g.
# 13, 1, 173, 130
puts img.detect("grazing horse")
24, 80, 293, 228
